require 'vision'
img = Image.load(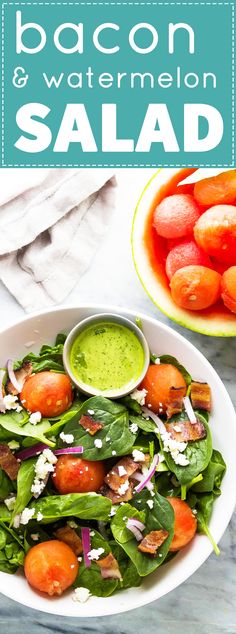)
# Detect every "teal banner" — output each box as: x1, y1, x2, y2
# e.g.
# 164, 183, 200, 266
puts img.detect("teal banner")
1, 1, 235, 167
